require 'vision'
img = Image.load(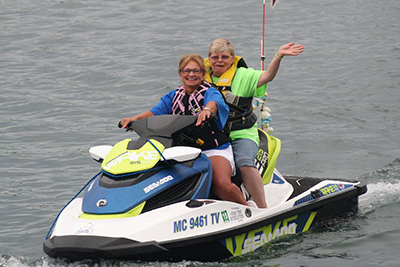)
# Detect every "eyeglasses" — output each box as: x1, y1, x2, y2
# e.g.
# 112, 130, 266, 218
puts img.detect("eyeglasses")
181, 68, 202, 74
210, 55, 231, 61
